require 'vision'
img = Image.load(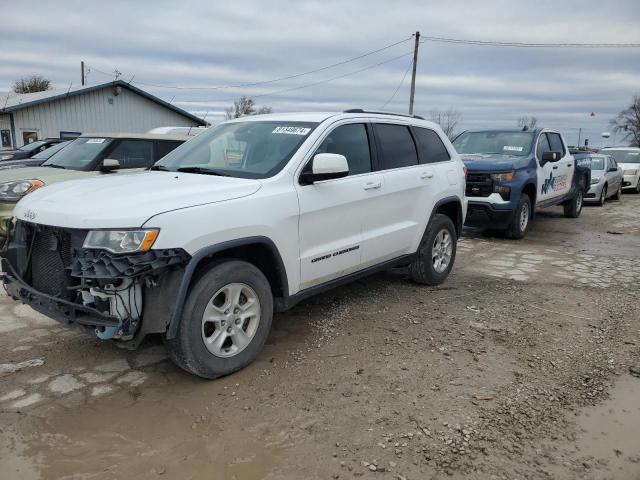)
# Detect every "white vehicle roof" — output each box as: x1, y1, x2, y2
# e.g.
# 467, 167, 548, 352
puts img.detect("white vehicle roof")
80, 132, 191, 141
147, 126, 209, 136
601, 146, 640, 151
